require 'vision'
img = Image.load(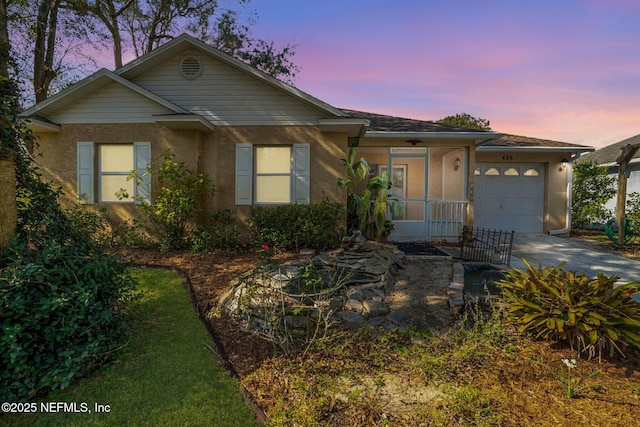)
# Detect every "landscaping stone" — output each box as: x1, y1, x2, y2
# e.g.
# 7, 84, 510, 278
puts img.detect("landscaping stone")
219, 235, 459, 339
284, 315, 314, 329
385, 309, 413, 325
368, 317, 386, 327
344, 298, 364, 313
345, 289, 364, 301
363, 299, 390, 317
335, 310, 369, 330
